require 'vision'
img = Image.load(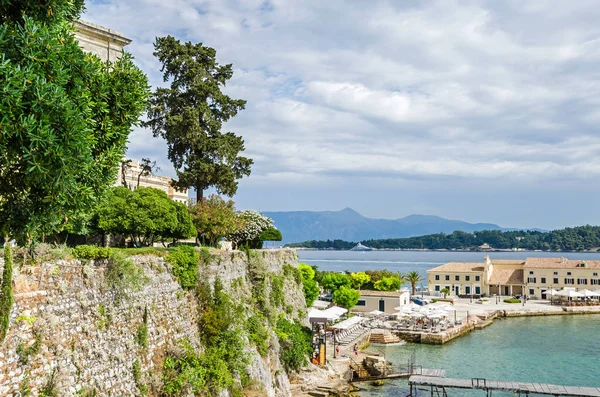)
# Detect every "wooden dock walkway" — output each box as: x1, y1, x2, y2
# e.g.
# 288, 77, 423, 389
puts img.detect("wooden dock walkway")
409, 375, 600, 396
